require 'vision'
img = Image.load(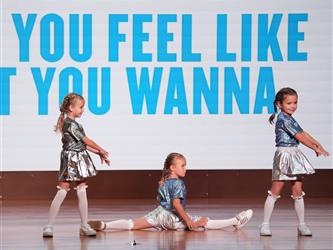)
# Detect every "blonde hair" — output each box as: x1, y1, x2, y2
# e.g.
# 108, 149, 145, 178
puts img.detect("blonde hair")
159, 152, 186, 186
54, 93, 85, 133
